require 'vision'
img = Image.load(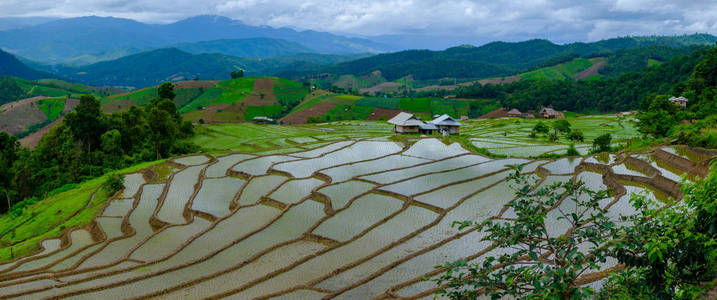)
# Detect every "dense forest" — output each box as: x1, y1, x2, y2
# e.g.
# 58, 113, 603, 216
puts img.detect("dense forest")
0, 83, 197, 215
637, 45, 717, 148
457, 48, 708, 112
